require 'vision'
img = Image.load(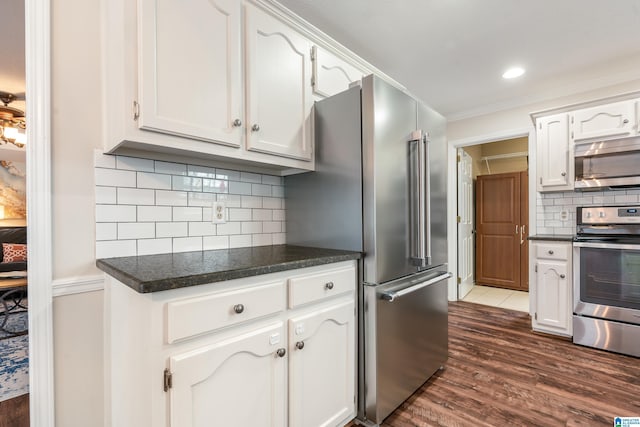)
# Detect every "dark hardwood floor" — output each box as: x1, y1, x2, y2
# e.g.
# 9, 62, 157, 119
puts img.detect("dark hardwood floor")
0, 394, 29, 427
382, 301, 640, 427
